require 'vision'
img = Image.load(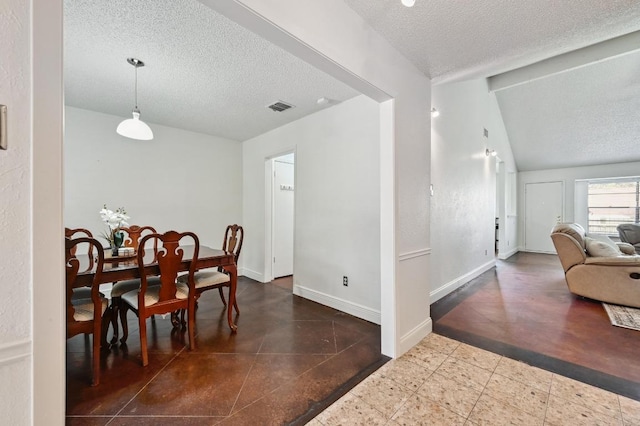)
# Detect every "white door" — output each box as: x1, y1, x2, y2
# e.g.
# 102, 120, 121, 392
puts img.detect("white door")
273, 158, 294, 278
525, 181, 563, 253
